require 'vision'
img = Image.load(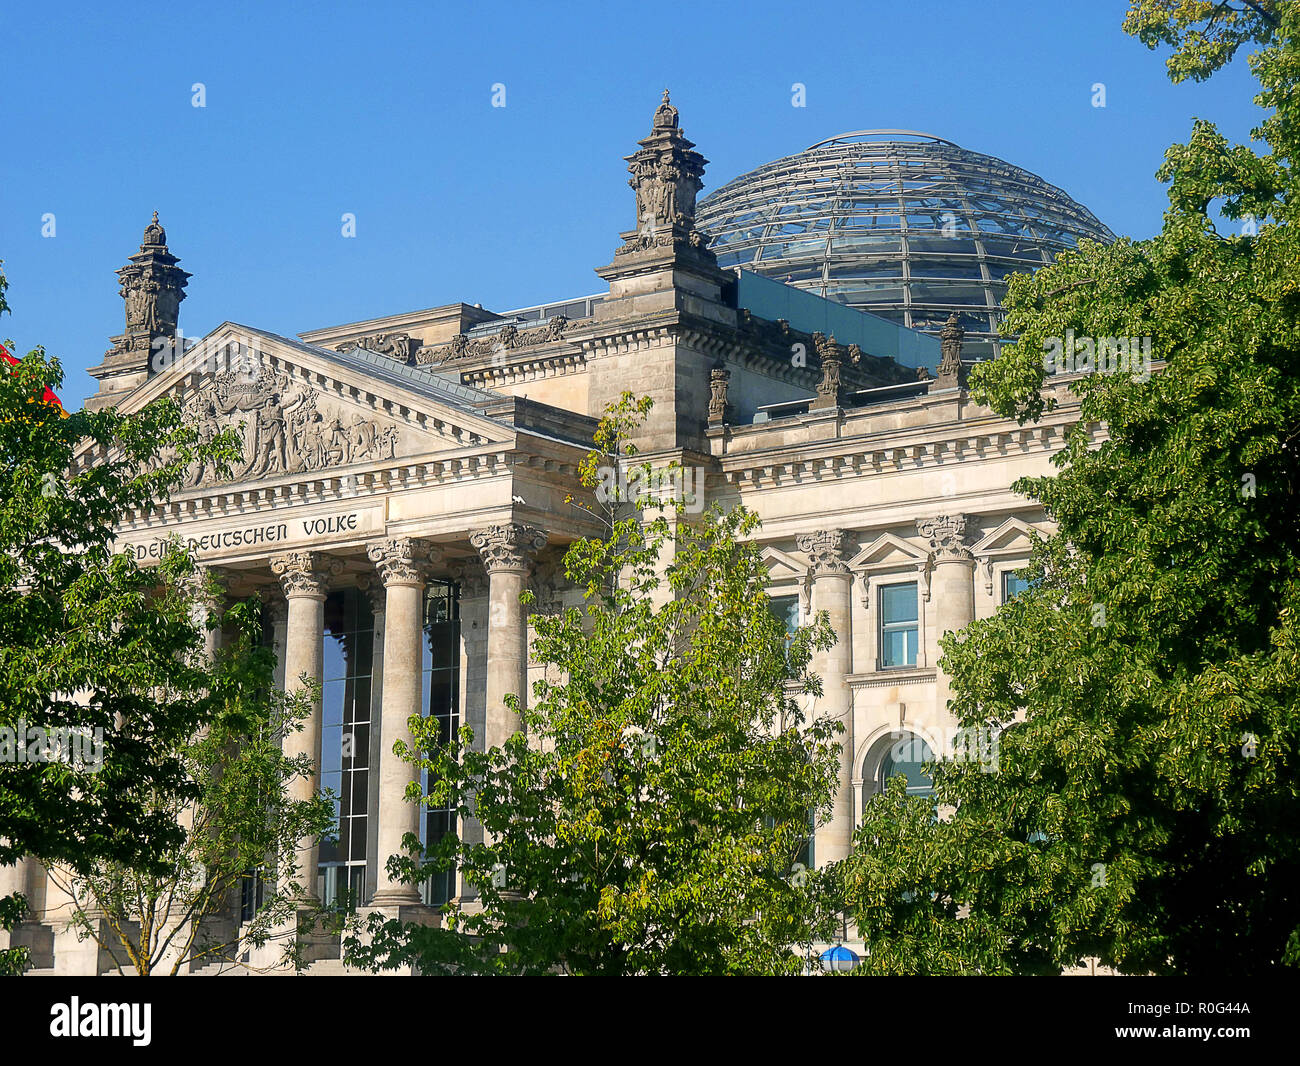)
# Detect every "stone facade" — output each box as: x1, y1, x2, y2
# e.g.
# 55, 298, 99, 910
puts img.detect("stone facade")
2, 95, 1088, 974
